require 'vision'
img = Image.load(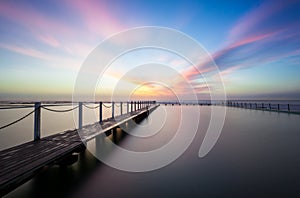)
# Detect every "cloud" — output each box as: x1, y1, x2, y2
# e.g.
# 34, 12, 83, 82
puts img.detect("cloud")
188, 0, 300, 79
68, 0, 125, 38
